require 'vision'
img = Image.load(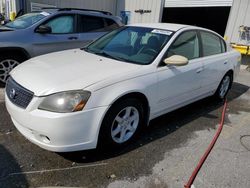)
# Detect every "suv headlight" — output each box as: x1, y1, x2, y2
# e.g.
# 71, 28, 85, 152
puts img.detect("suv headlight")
38, 90, 91, 113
